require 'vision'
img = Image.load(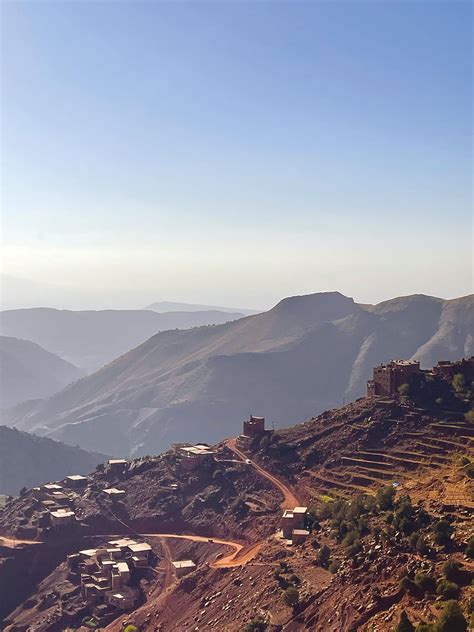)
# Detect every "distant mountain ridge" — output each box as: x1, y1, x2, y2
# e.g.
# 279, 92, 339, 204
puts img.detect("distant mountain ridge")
144, 301, 258, 315
0, 308, 246, 371
3, 292, 473, 457
0, 336, 82, 409
0, 425, 108, 495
